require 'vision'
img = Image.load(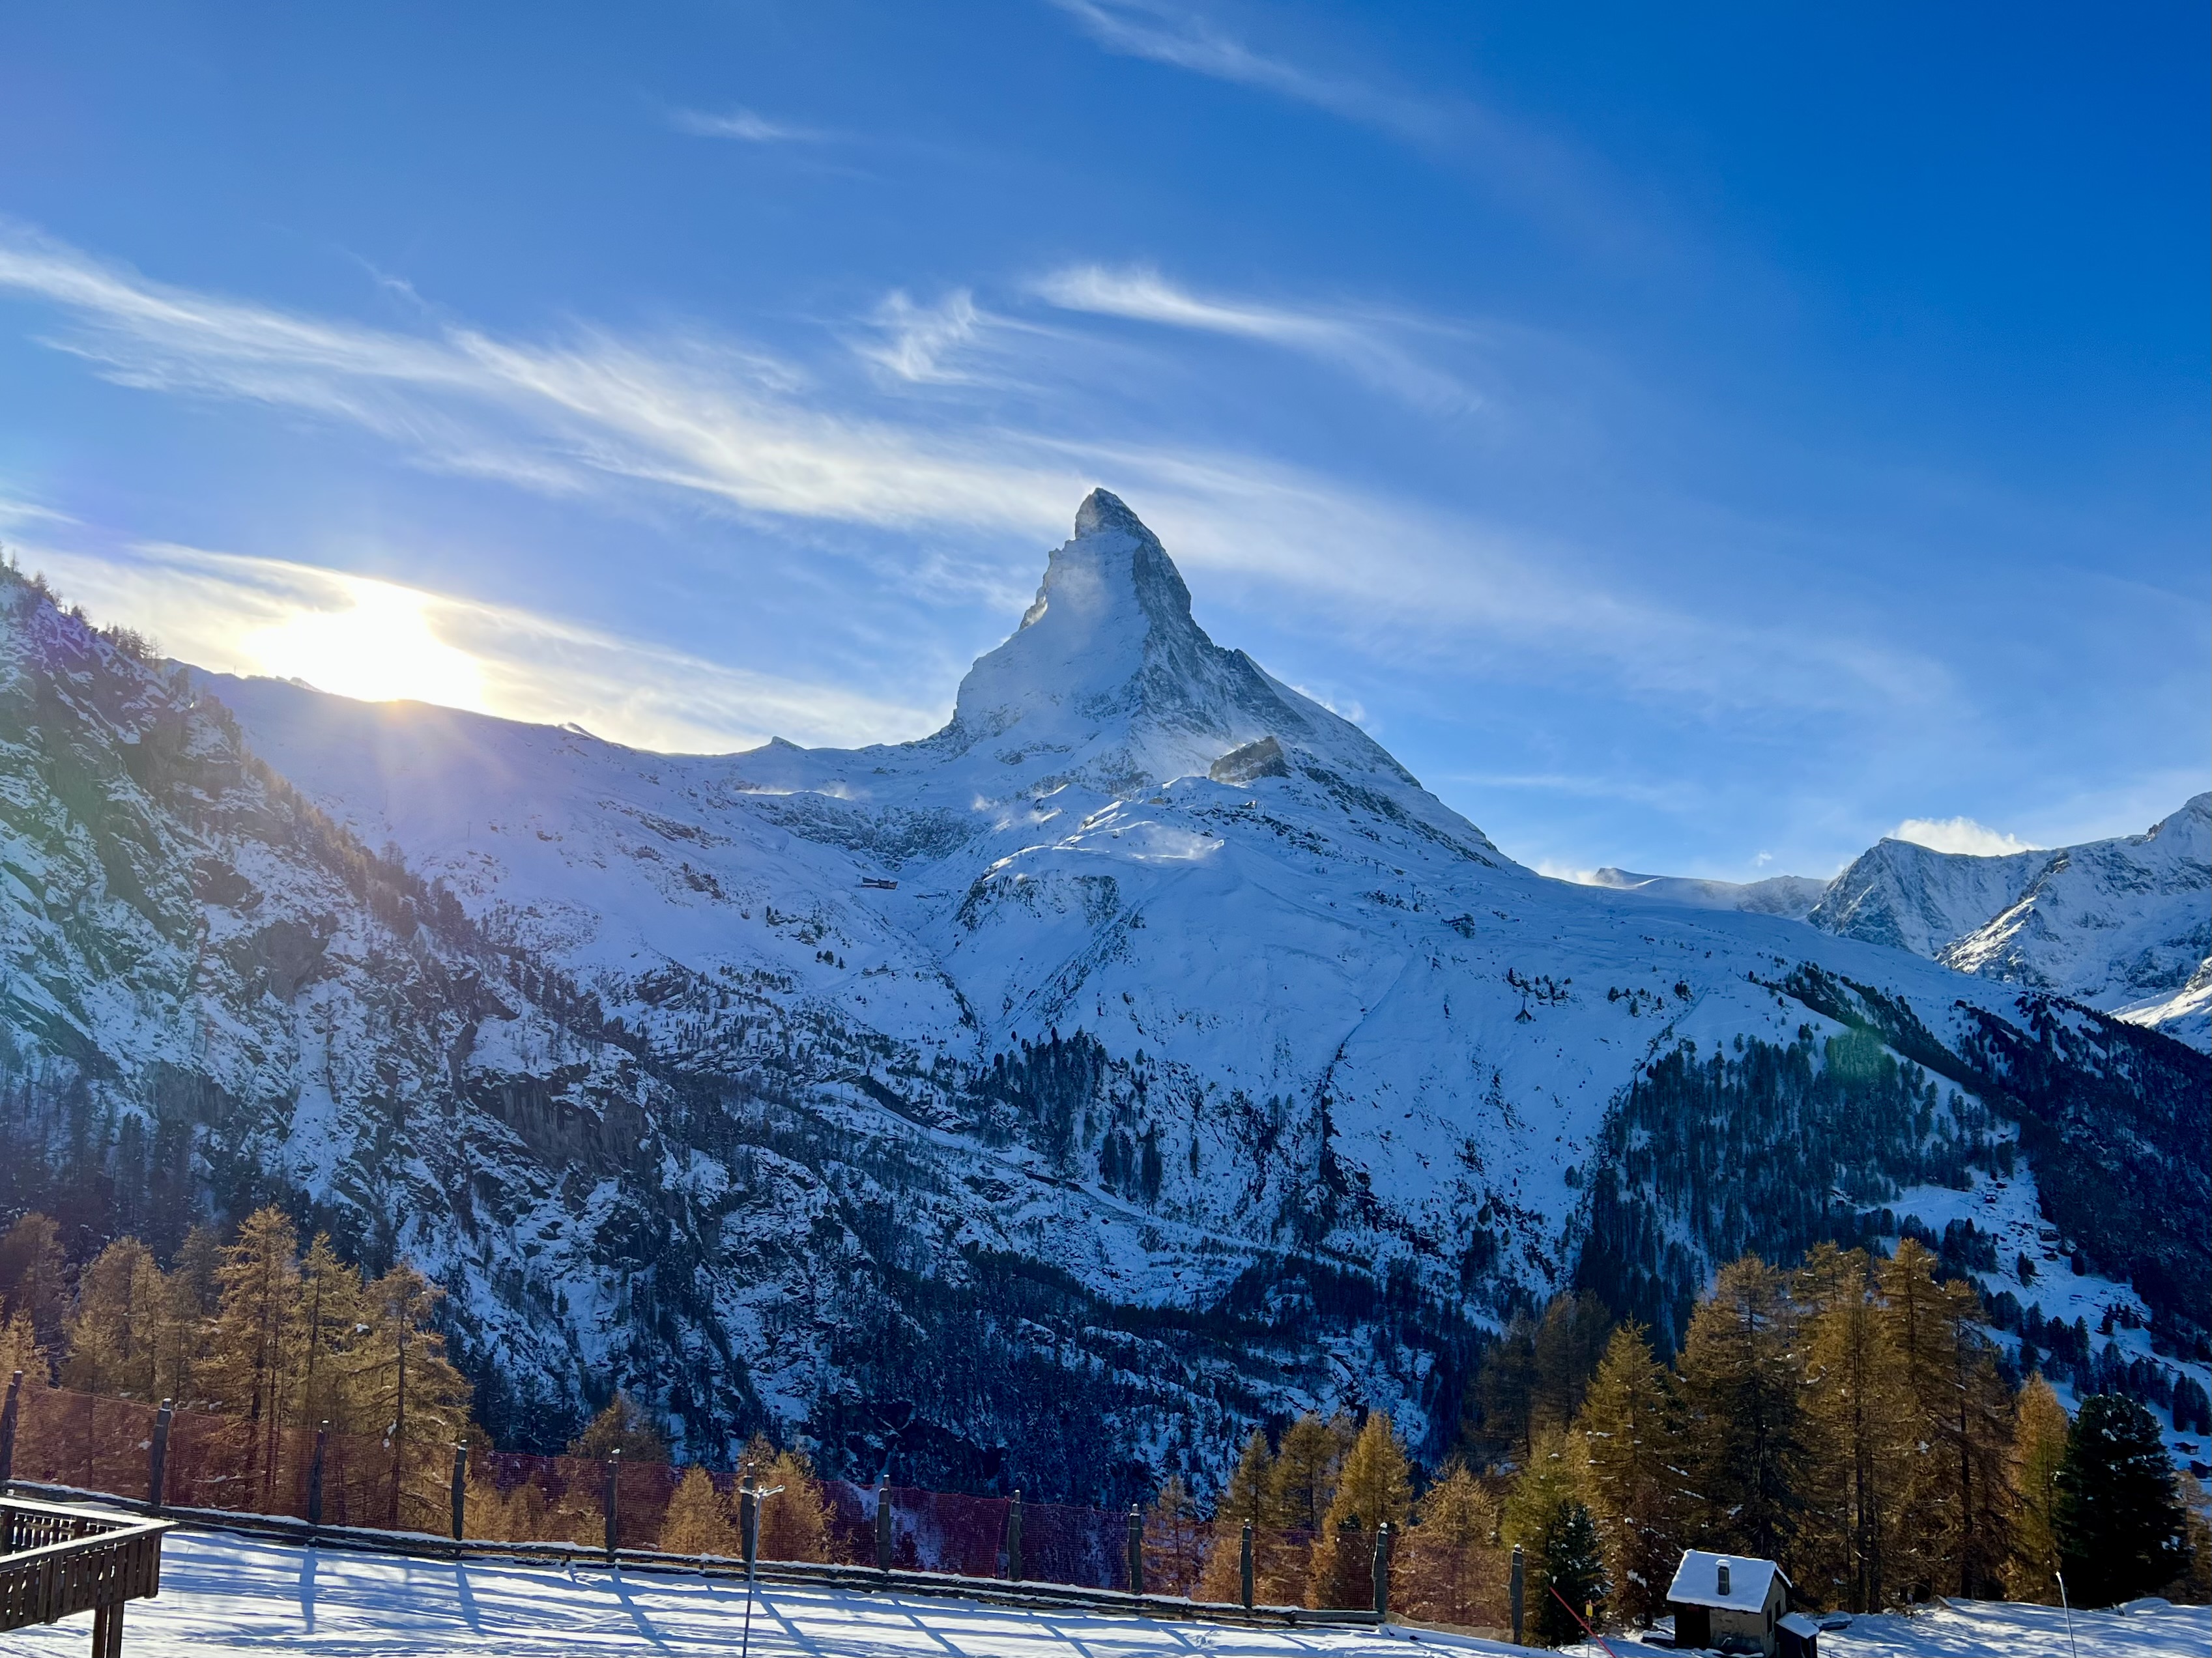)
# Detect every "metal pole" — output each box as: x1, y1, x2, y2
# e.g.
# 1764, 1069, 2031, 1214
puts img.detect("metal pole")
0, 1369, 20, 1487
1239, 1521, 1254, 1610
450, 1444, 467, 1542
1006, 1489, 1023, 1582
307, 1423, 328, 1528
603, 1448, 621, 1562
1127, 1503, 1144, 1597
1510, 1543, 1525, 1646
2056, 1571, 2080, 1658
874, 1472, 892, 1573
148, 1400, 173, 1513
740, 1475, 758, 1575
1372, 1520, 1391, 1618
